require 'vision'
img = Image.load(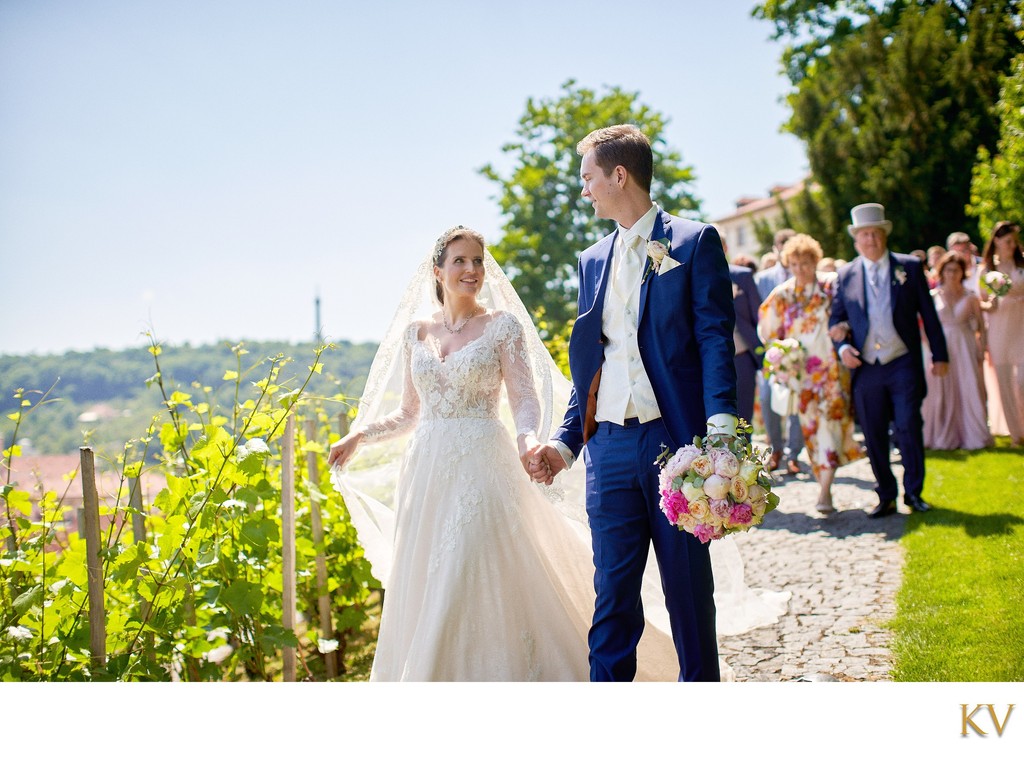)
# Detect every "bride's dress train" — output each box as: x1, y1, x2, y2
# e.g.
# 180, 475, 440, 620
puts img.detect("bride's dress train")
332, 306, 789, 681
